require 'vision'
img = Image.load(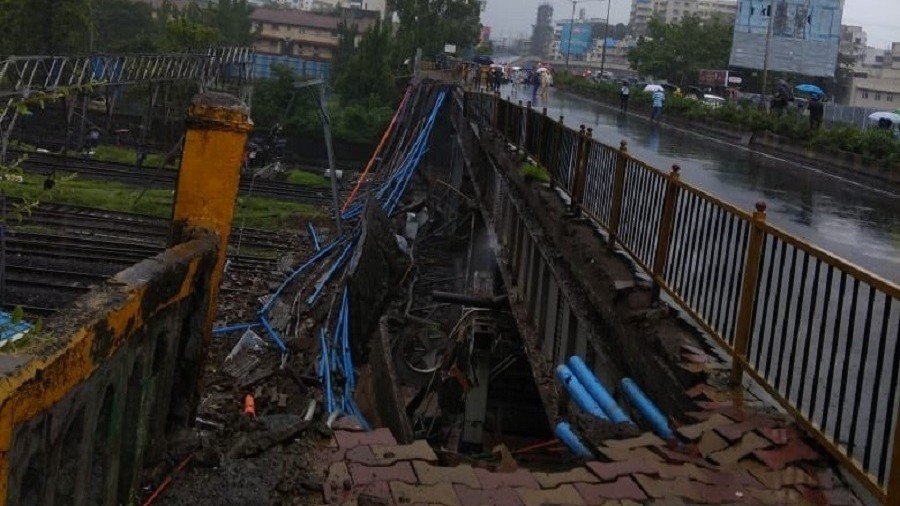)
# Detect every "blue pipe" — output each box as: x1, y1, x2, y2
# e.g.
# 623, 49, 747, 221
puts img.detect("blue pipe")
212, 322, 261, 335
307, 222, 321, 251
555, 365, 609, 420
554, 422, 593, 458
319, 329, 334, 413
306, 240, 355, 306
567, 356, 632, 425
259, 237, 345, 315
259, 315, 288, 354
620, 378, 674, 440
